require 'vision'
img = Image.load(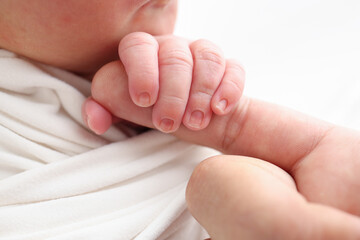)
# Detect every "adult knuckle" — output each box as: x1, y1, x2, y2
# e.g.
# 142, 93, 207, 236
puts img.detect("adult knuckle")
188, 156, 223, 190
186, 157, 218, 210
